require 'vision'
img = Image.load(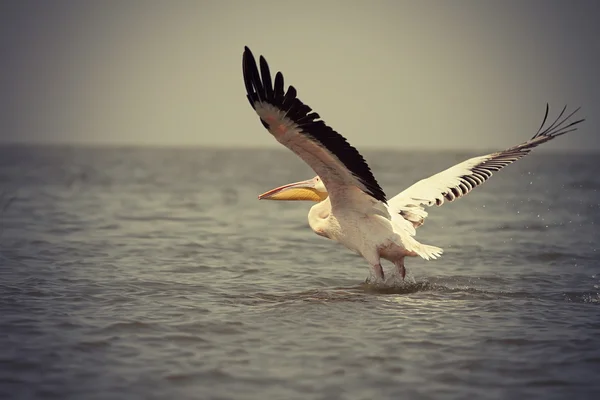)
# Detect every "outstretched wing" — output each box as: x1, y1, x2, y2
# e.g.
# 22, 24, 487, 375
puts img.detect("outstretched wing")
388, 104, 585, 227
242, 46, 387, 208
